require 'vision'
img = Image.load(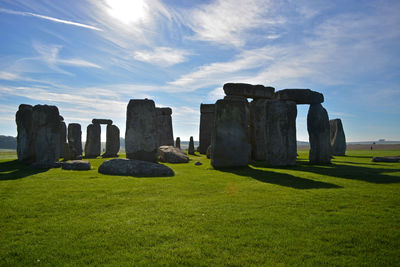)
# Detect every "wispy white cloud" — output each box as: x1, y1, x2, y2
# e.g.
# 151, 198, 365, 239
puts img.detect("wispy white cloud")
0, 71, 19, 81
134, 47, 189, 67
0, 8, 102, 31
